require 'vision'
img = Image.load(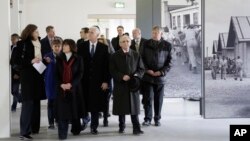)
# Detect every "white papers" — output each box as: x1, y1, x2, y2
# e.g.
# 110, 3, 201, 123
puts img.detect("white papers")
33, 61, 46, 74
